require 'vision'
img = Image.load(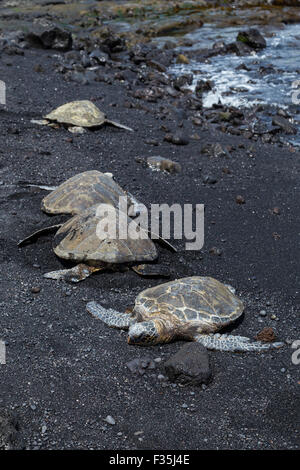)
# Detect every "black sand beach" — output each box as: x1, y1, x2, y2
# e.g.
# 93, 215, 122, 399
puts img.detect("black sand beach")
0, 0, 299, 450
